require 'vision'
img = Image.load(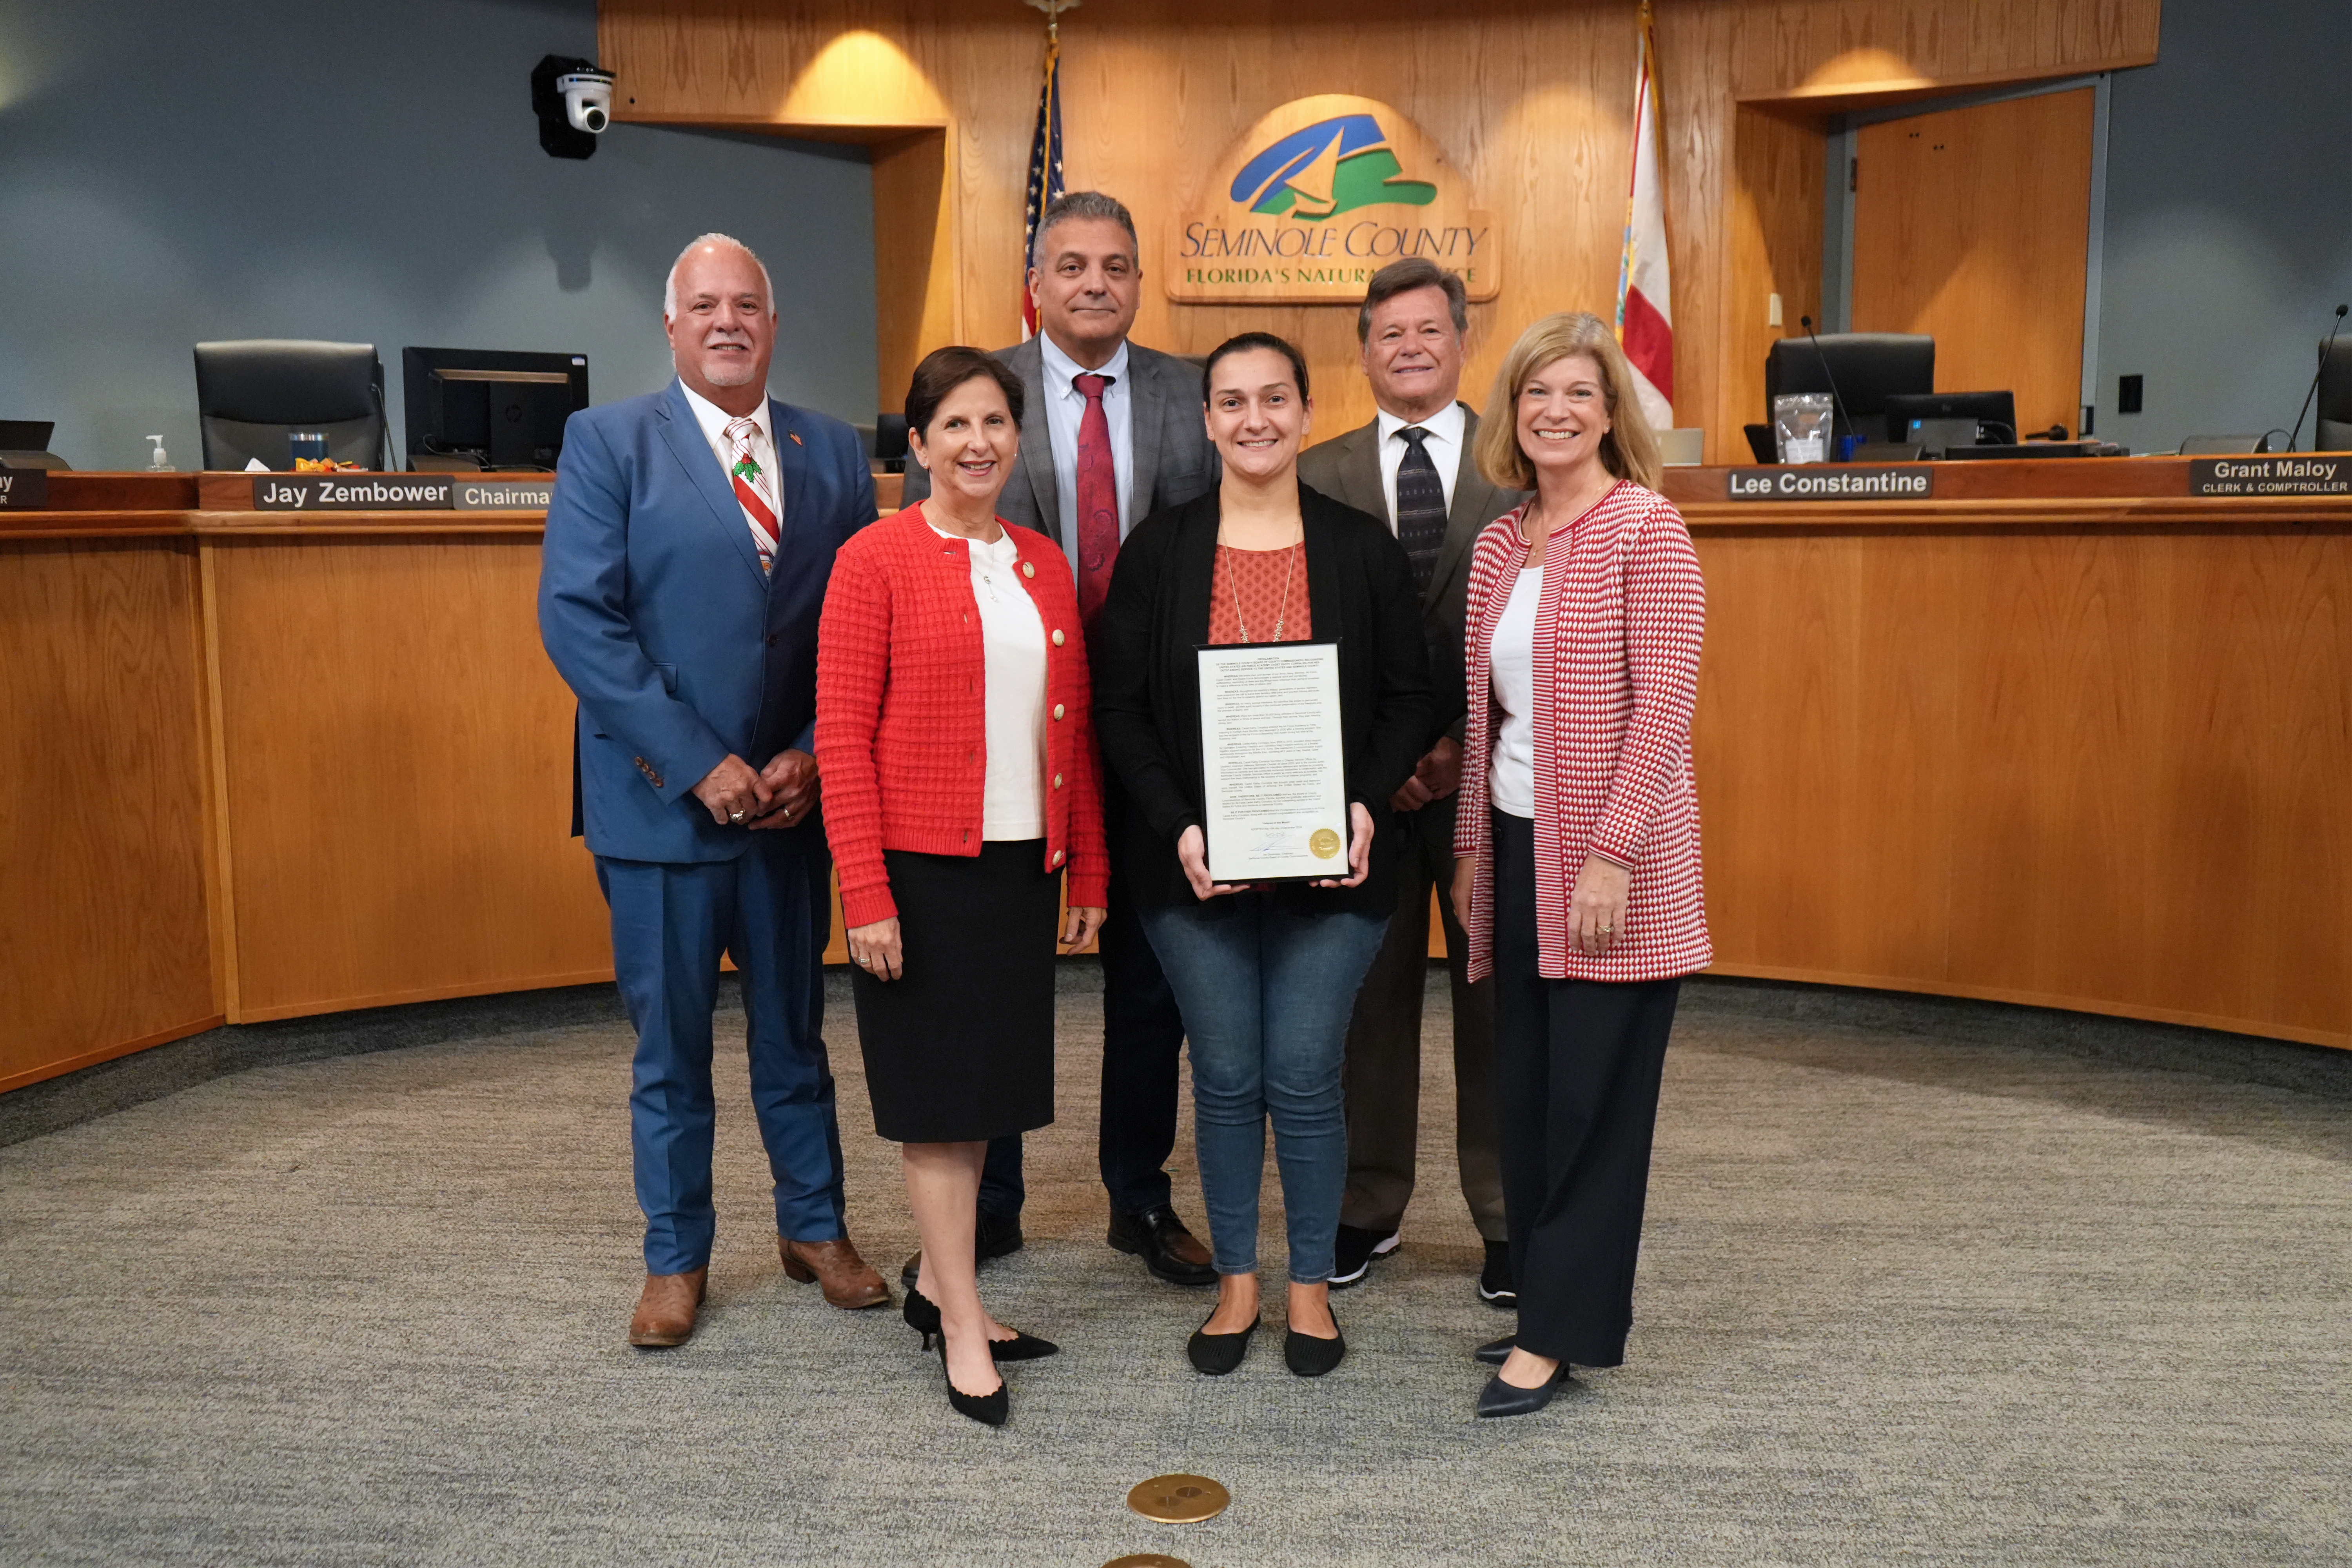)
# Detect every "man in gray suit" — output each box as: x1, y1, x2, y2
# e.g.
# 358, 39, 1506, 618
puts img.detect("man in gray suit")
901, 190, 1220, 1288
1298, 257, 1528, 1305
